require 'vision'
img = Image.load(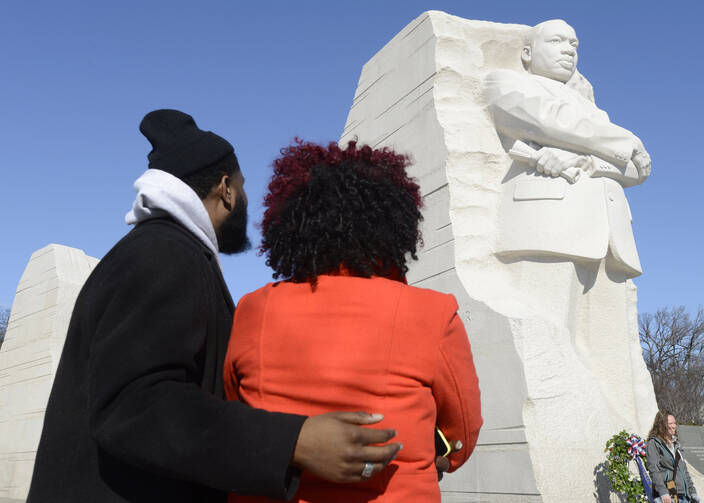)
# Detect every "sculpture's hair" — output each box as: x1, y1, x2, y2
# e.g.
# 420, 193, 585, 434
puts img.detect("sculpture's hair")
260, 139, 423, 283
182, 153, 240, 200
522, 21, 544, 49
521, 23, 542, 68
524, 19, 572, 46
522, 26, 537, 48
648, 410, 675, 441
